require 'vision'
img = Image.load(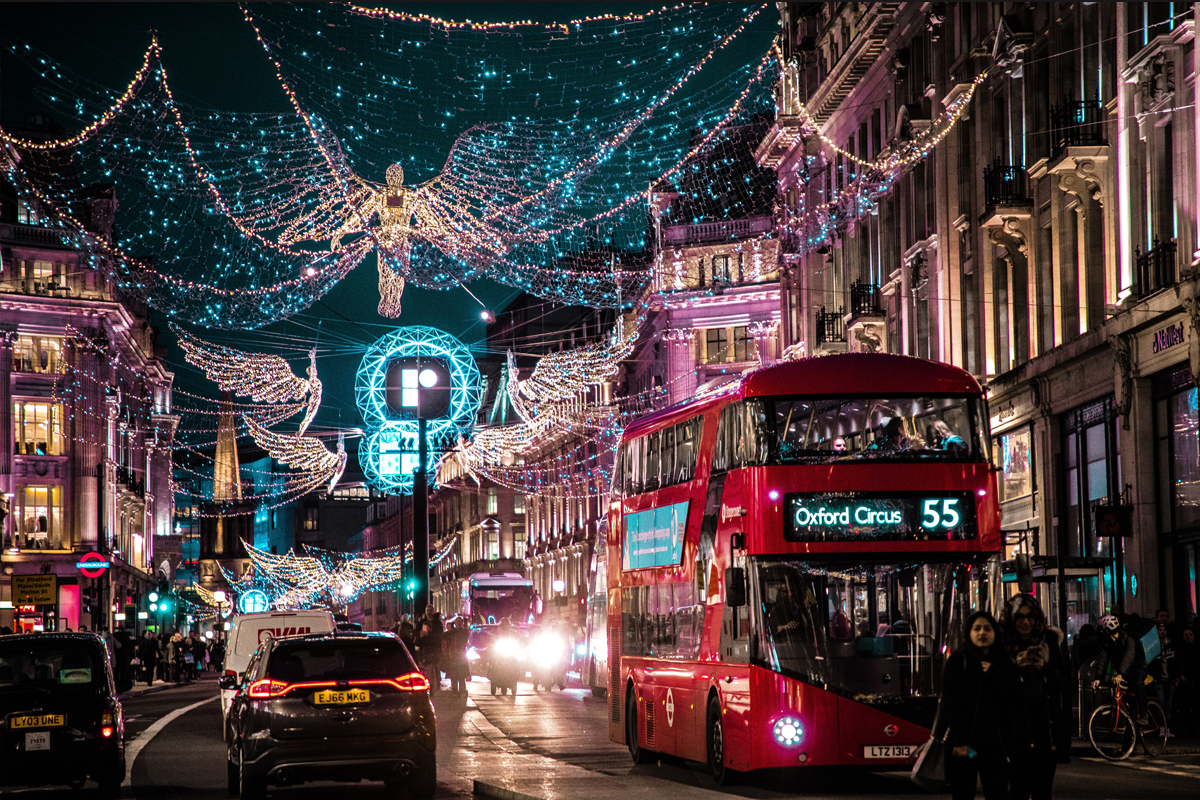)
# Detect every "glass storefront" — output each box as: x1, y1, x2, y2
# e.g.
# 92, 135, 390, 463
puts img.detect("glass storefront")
1154, 365, 1200, 620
